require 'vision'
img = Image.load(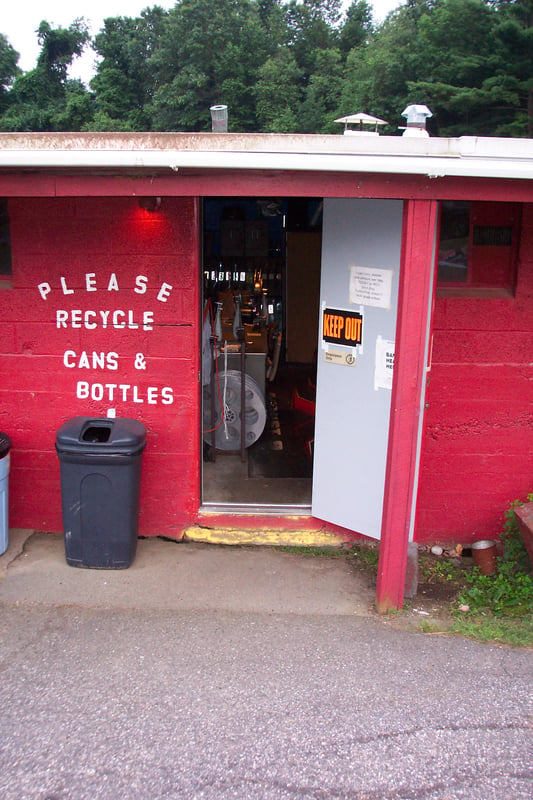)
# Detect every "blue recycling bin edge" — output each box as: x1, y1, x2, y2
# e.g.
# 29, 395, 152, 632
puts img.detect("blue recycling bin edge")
0, 432, 12, 556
